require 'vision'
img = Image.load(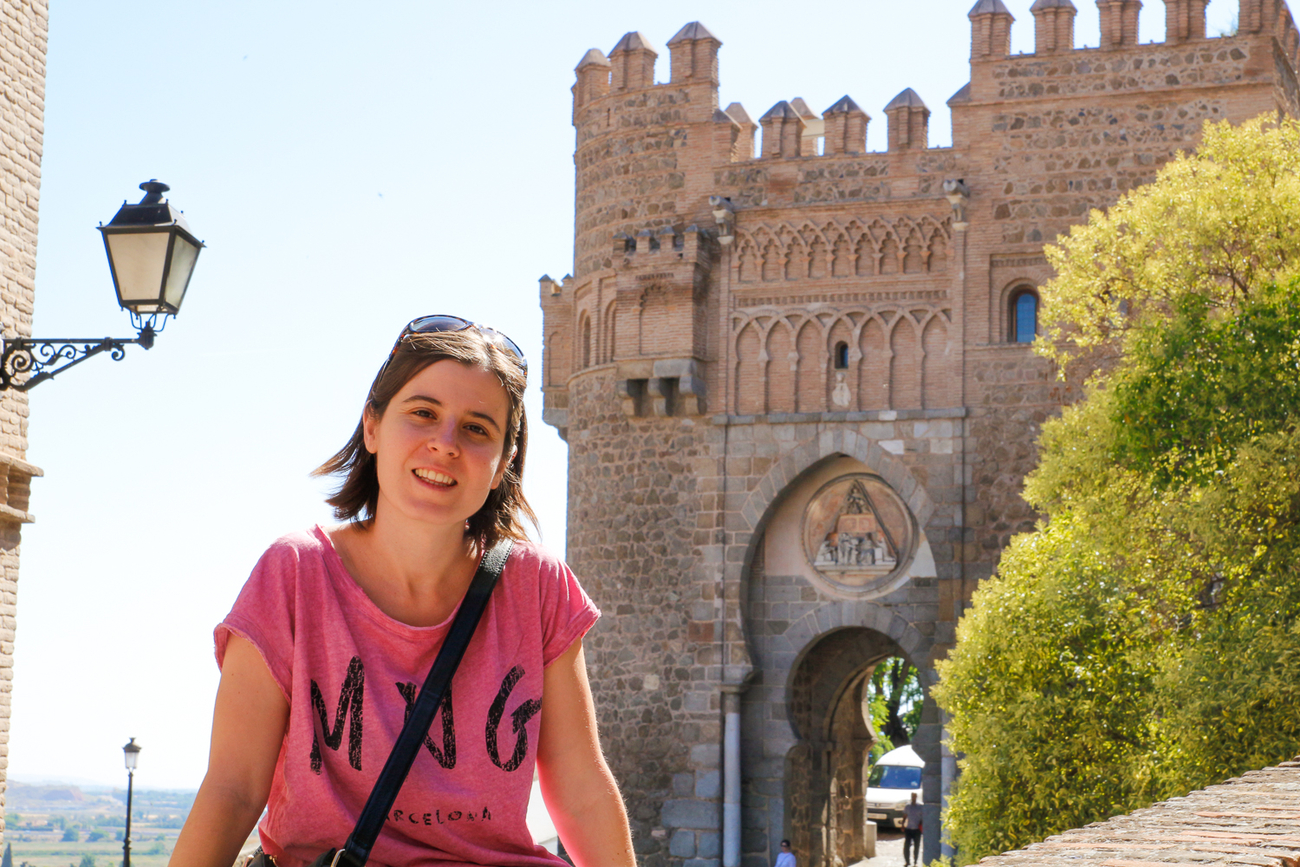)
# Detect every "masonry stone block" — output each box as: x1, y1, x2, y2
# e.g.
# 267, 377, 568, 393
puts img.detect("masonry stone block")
880, 439, 905, 455
670, 830, 697, 857
695, 770, 722, 799
655, 359, 698, 378
690, 743, 721, 769
663, 799, 719, 830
